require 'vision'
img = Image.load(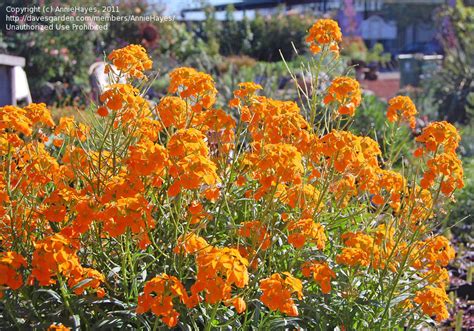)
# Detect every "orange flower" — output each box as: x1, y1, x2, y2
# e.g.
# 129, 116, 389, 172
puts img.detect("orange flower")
244, 97, 310, 150
30, 233, 83, 286
306, 19, 342, 55
229, 82, 263, 108
301, 261, 336, 294
137, 274, 188, 328
413, 286, 450, 322
233, 82, 263, 99
97, 84, 150, 121
288, 219, 326, 249
336, 232, 379, 268
412, 235, 455, 270
330, 175, 357, 207
168, 67, 217, 112
245, 143, 304, 199
336, 247, 369, 267
377, 170, 406, 211
126, 138, 169, 177
196, 247, 249, 289
167, 128, 209, 159
99, 192, 154, 246
191, 246, 249, 311
238, 220, 271, 250
415, 121, 461, 154
319, 130, 380, 172
423, 266, 450, 289
192, 108, 236, 156
68, 268, 106, 298
0, 251, 27, 296
24, 103, 55, 128
47, 324, 71, 331
167, 128, 219, 196
54, 116, 90, 142
277, 183, 322, 213
174, 232, 211, 255
155, 96, 188, 129
420, 152, 464, 195
387, 96, 417, 129
227, 296, 246, 314
105, 44, 152, 79
260, 272, 303, 316
0, 105, 32, 136
323, 77, 361, 116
